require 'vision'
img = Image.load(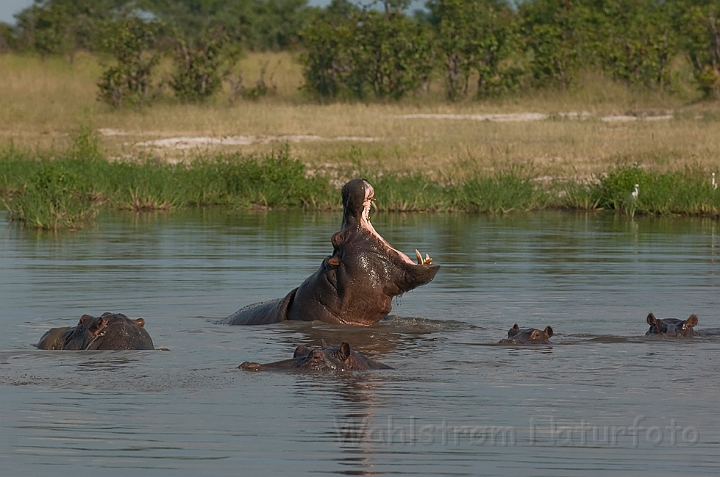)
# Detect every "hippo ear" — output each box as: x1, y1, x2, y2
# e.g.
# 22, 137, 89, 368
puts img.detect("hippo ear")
544, 326, 553, 338
684, 315, 698, 329
293, 346, 310, 358
508, 324, 520, 337
134, 318, 145, 328
339, 342, 352, 361
88, 316, 107, 336
101, 312, 114, 317
78, 314, 93, 325
646, 313, 657, 325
